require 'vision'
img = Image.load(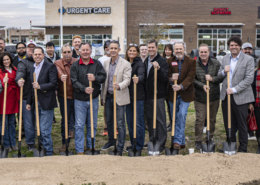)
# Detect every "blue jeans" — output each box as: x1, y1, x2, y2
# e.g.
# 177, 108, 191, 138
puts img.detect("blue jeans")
126, 100, 145, 150
37, 103, 54, 156
105, 94, 126, 151
22, 100, 35, 145
0, 114, 16, 148
74, 97, 99, 153
169, 95, 190, 145
58, 96, 75, 145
